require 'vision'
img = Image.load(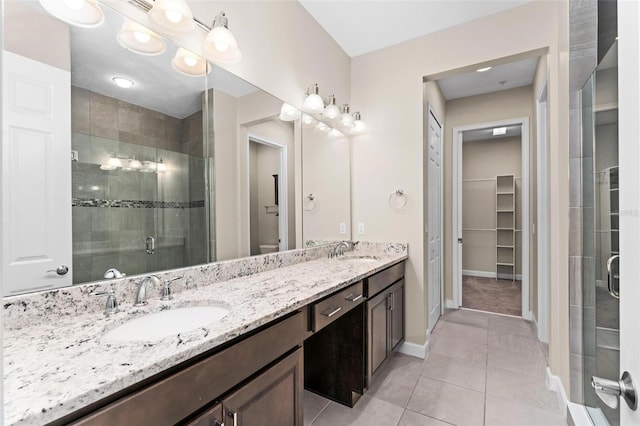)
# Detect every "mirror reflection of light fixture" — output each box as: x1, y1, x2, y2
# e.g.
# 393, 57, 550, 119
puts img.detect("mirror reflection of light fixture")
315, 122, 330, 134
279, 103, 301, 121
117, 19, 166, 56
492, 127, 507, 136
323, 95, 341, 120
203, 12, 242, 64
38, 0, 104, 28
340, 104, 355, 128
171, 48, 210, 77
148, 0, 194, 33
112, 76, 135, 89
122, 157, 142, 171
100, 155, 123, 171
351, 112, 367, 134
156, 159, 168, 173
328, 128, 345, 138
140, 161, 157, 173
301, 114, 318, 129
303, 84, 325, 114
